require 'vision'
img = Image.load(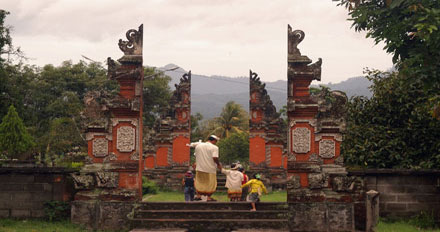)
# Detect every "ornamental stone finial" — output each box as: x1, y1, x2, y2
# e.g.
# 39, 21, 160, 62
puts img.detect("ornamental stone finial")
118, 24, 143, 56
287, 24, 305, 57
